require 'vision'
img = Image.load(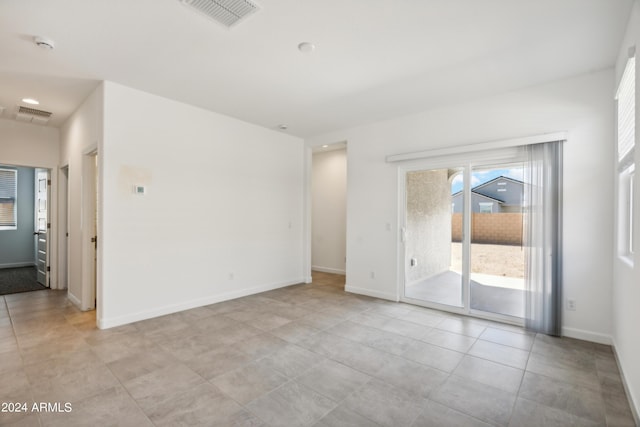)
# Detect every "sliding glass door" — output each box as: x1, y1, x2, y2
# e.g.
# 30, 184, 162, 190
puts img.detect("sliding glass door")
468, 164, 525, 319
401, 155, 527, 324
403, 167, 464, 309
